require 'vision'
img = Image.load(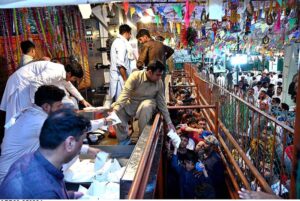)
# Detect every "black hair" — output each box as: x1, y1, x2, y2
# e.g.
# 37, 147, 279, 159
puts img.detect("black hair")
21, 40, 35, 54
61, 57, 84, 78
188, 117, 198, 125
136, 28, 151, 39
278, 74, 283, 78
156, 35, 165, 42
39, 109, 91, 149
257, 81, 262, 86
180, 133, 189, 140
184, 151, 197, 164
119, 24, 131, 35
277, 82, 282, 86
34, 85, 66, 107
199, 117, 207, 122
147, 60, 165, 72
195, 183, 216, 199
272, 97, 281, 104
268, 84, 275, 88
281, 103, 289, 111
